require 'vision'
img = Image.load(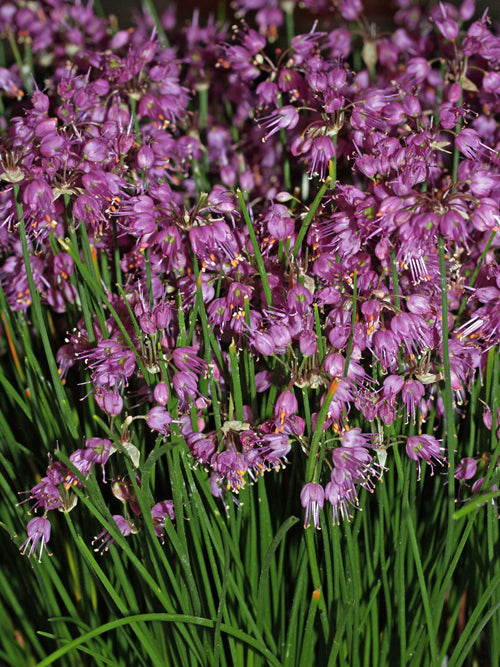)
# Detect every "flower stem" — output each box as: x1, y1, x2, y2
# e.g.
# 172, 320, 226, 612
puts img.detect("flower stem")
438, 235, 456, 564
237, 190, 273, 307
